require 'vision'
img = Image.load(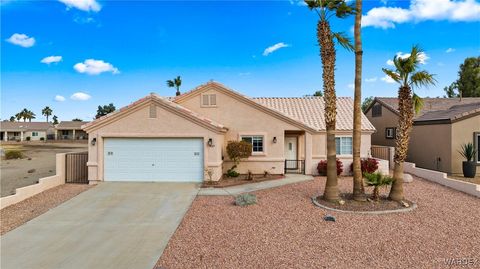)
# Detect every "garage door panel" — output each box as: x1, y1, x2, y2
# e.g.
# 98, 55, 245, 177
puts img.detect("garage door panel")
104, 138, 203, 182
